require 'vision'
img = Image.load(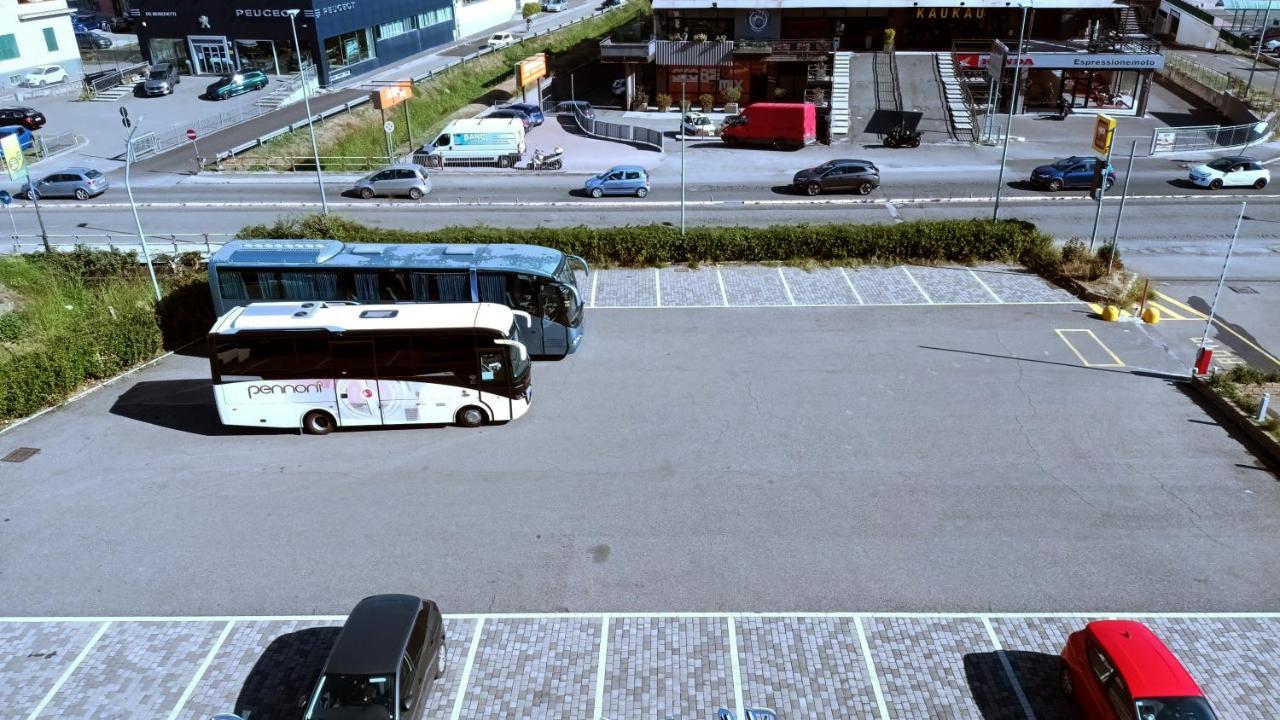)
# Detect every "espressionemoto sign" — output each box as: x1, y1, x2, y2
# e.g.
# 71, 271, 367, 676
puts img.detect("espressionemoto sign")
956, 52, 1164, 71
